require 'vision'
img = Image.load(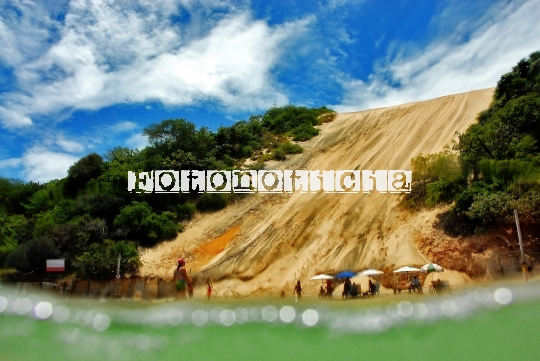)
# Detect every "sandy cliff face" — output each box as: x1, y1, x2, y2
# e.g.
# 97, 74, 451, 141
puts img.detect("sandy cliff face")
139, 88, 495, 296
